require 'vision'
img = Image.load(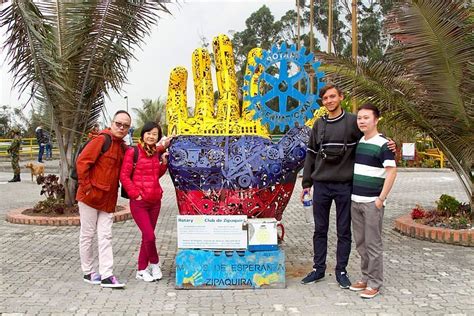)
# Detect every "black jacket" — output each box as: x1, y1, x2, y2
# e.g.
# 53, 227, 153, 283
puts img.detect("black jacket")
302, 111, 362, 187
